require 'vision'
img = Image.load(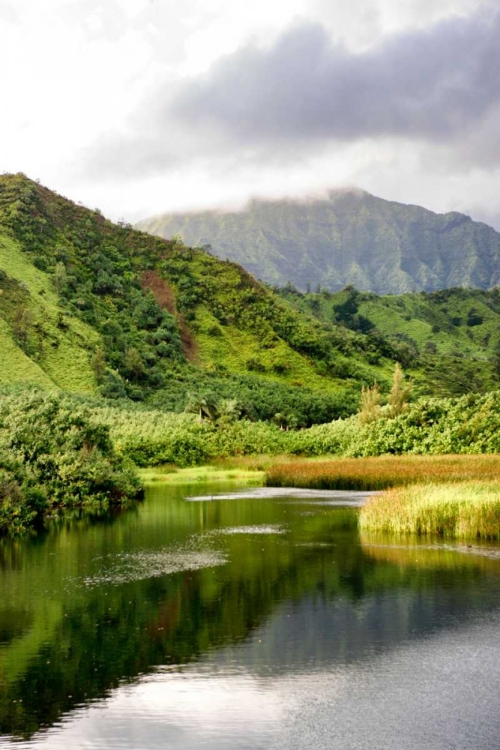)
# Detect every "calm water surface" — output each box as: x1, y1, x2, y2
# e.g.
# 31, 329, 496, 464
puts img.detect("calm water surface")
1, 482, 500, 749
